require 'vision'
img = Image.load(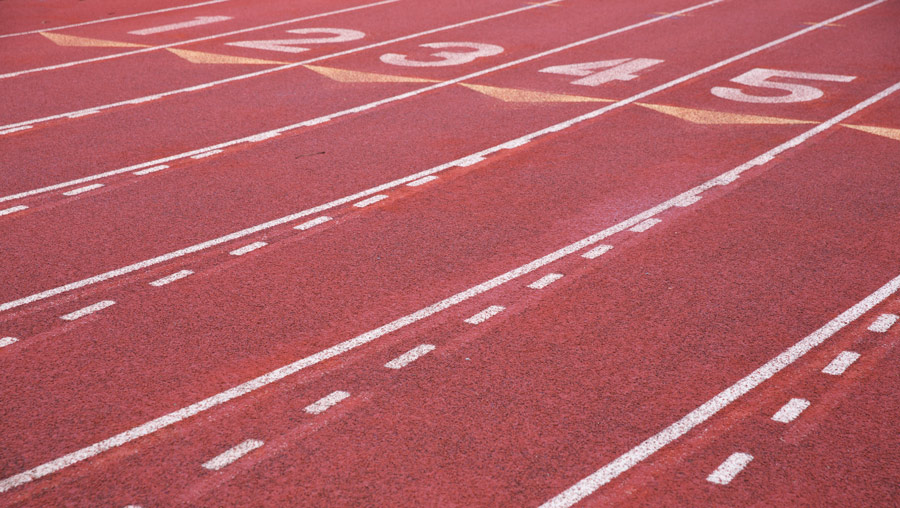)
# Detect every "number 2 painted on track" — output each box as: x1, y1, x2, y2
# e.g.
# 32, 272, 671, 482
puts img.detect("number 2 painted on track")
226, 28, 366, 54
540, 58, 664, 86
380, 42, 504, 67
712, 68, 857, 103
